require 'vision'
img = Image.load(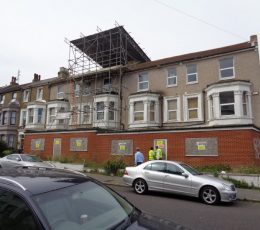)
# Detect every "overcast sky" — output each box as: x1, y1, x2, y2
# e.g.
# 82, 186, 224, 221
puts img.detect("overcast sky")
0, 0, 259, 86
